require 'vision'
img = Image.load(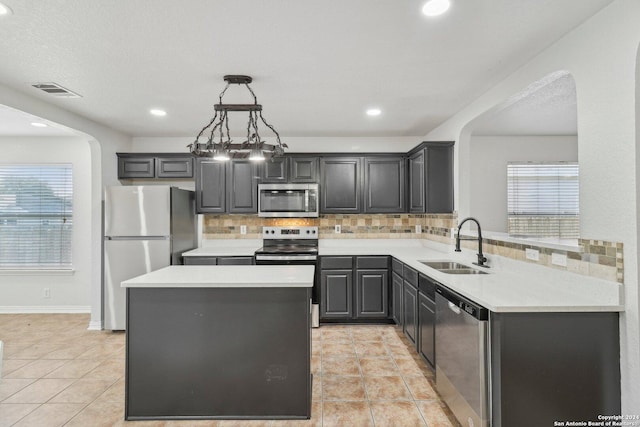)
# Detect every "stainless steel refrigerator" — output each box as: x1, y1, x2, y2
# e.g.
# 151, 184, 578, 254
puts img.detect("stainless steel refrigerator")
103, 186, 196, 330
